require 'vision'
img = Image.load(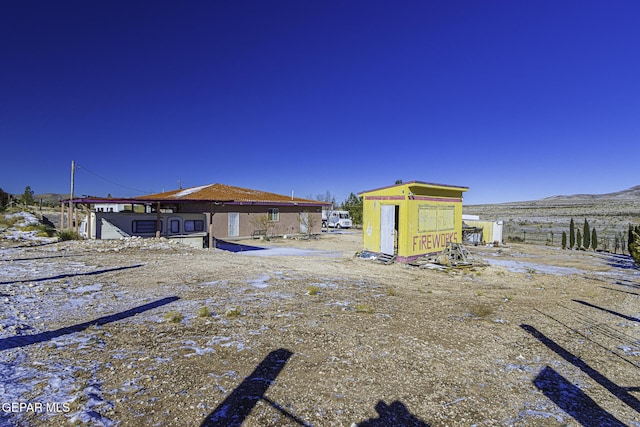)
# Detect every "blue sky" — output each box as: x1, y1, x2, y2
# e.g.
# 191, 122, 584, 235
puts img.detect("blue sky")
1, 1, 639, 205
